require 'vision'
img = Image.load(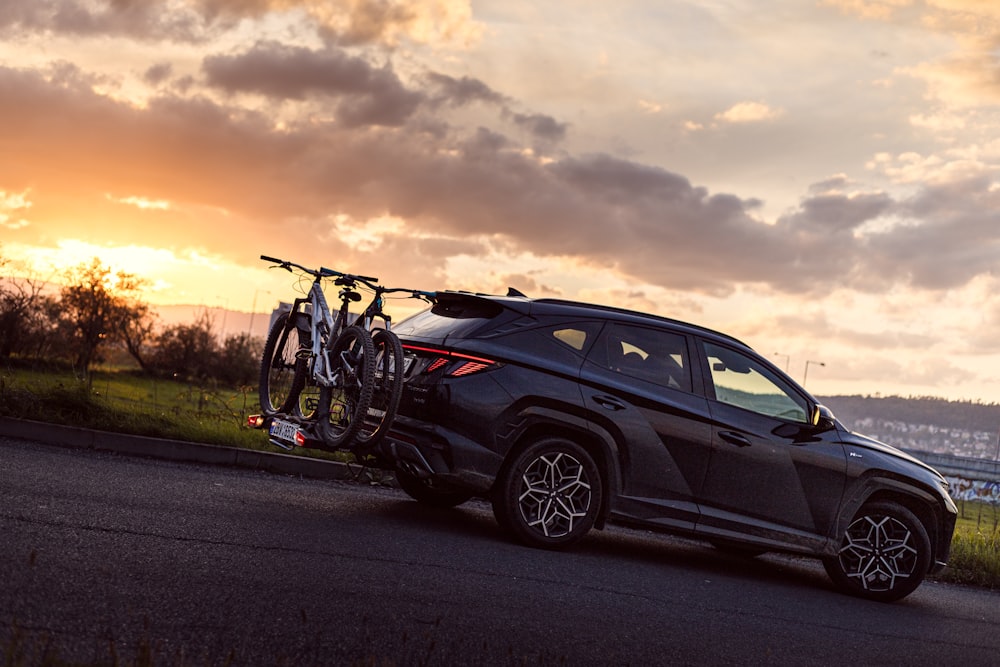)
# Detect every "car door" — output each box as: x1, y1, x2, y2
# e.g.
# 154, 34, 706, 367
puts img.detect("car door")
695, 341, 847, 552
579, 323, 713, 532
